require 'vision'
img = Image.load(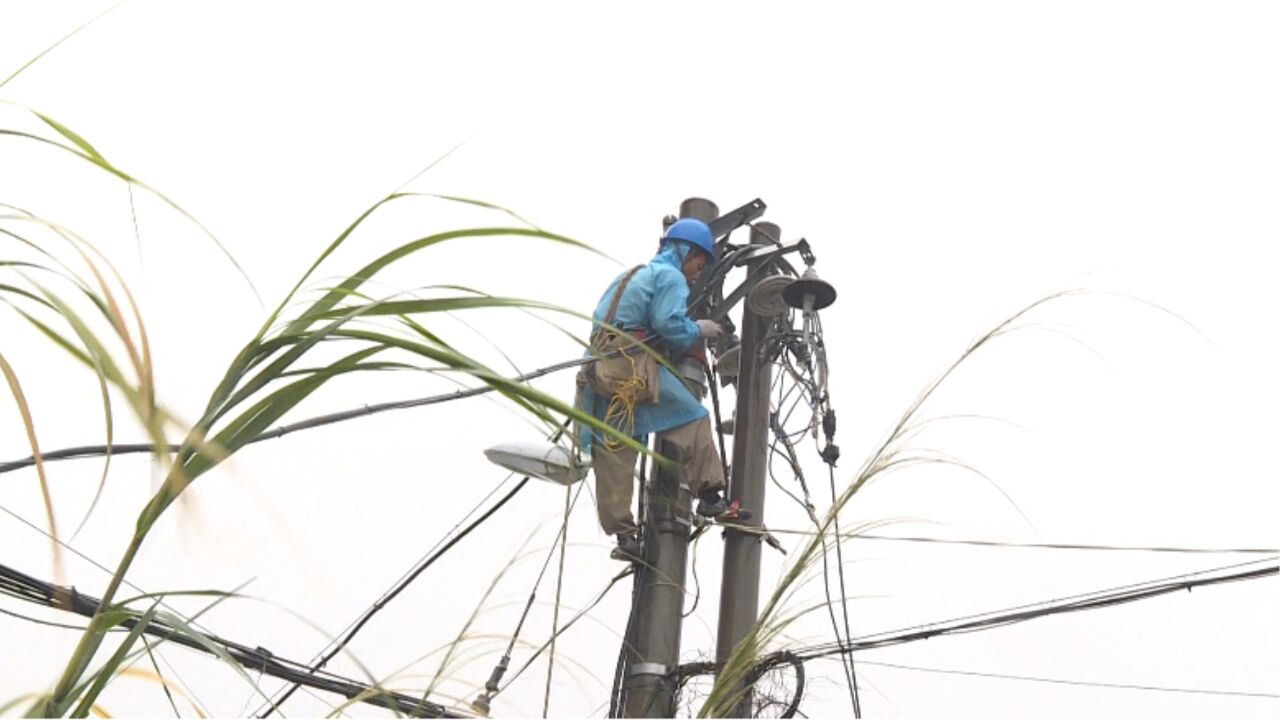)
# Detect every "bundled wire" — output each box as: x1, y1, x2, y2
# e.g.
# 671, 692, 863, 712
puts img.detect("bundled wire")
0, 561, 462, 718
763, 312, 861, 716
